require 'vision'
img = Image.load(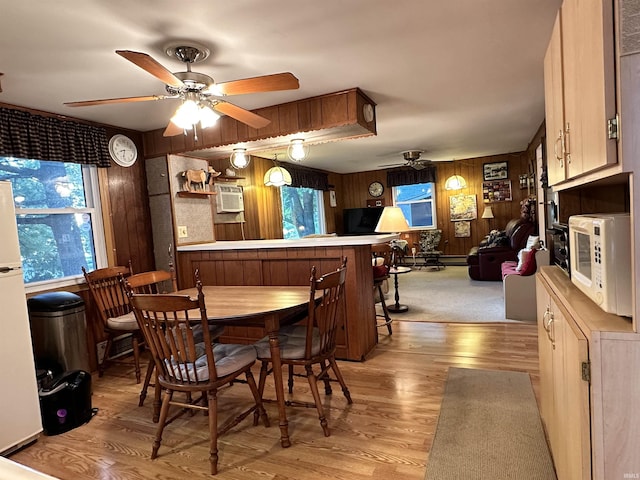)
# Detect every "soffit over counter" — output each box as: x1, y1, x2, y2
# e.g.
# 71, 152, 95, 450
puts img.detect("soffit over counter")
142, 88, 376, 162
